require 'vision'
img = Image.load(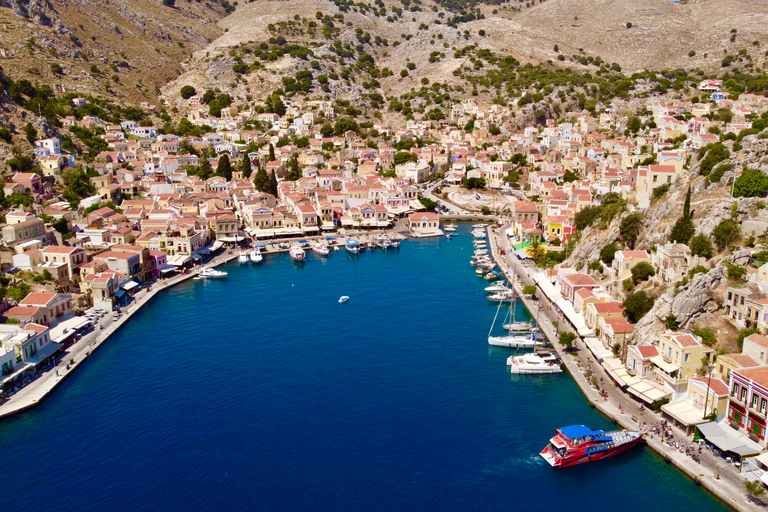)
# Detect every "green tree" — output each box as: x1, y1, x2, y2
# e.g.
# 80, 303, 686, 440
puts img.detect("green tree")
24, 122, 36, 146
253, 166, 269, 192
665, 314, 679, 330
268, 143, 275, 162
216, 154, 233, 181
334, 117, 359, 136
670, 186, 694, 244
265, 93, 286, 116
61, 166, 95, 199
420, 197, 437, 210
712, 218, 741, 251
600, 243, 618, 264
268, 169, 278, 196
734, 168, 768, 198
623, 291, 655, 323
627, 115, 642, 133
320, 123, 334, 137
631, 261, 656, 284
285, 155, 301, 181
180, 85, 196, 99
689, 233, 714, 258
738, 327, 760, 351
558, 331, 576, 349
240, 155, 252, 179
620, 212, 643, 249
52, 217, 69, 234
523, 285, 537, 296
196, 157, 213, 180
7, 283, 31, 302
745, 480, 767, 503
